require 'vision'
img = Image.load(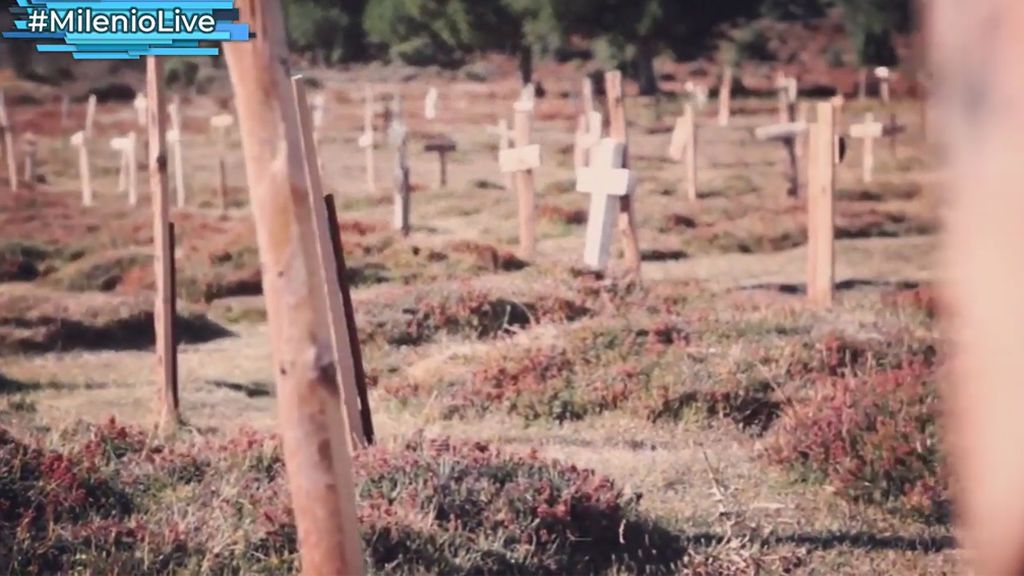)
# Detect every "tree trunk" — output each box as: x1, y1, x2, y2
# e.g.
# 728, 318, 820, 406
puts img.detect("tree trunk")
634, 44, 658, 96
